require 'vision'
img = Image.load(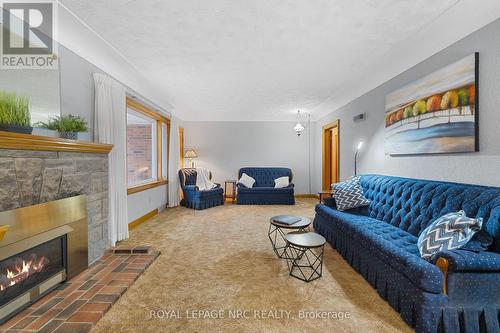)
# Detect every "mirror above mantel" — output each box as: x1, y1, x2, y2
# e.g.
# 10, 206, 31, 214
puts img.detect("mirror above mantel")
0, 10, 62, 133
